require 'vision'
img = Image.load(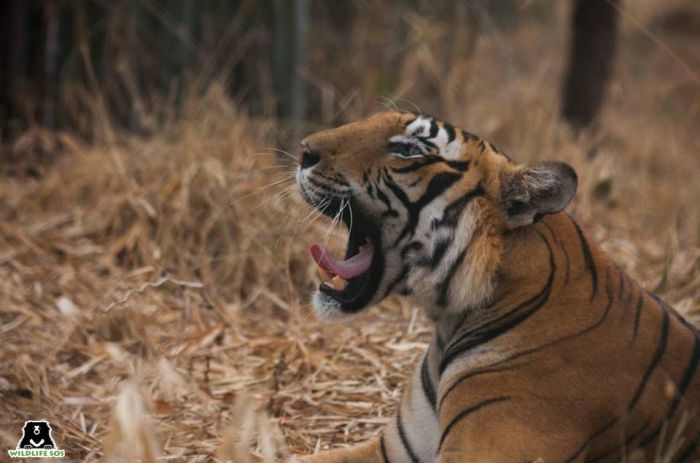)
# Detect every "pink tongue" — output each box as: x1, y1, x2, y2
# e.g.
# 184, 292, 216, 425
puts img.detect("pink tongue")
310, 243, 374, 279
